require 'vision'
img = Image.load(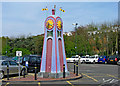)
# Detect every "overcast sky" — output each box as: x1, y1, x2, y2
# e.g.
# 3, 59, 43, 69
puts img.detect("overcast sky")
2, 2, 118, 37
